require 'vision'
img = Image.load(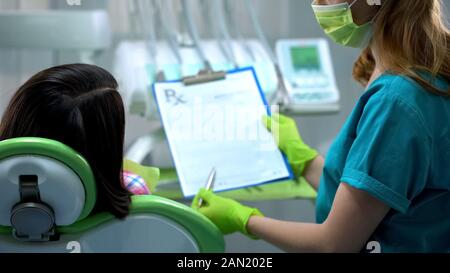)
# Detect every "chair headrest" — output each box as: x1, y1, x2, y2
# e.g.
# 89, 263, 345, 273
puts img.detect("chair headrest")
0, 138, 96, 241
